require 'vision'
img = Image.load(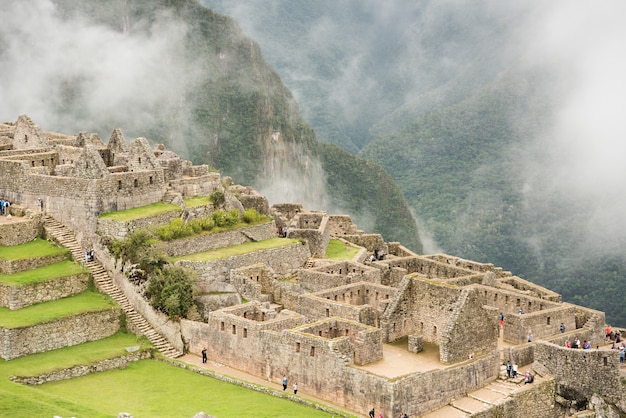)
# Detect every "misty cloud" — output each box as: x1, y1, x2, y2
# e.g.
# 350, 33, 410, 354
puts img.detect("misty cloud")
0, 0, 193, 138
